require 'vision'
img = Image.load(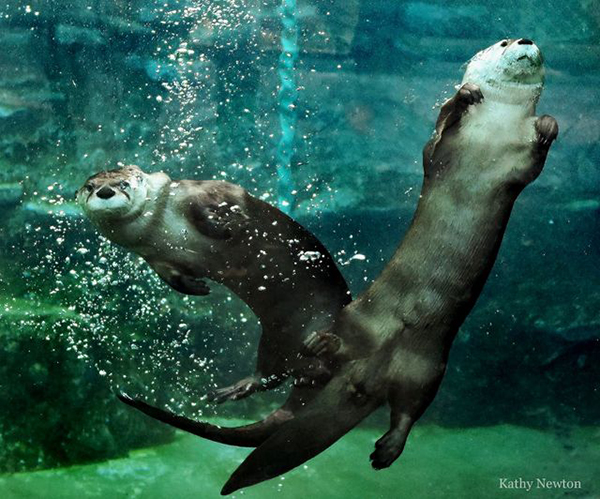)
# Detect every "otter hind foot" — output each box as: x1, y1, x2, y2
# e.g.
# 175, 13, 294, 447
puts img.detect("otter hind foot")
369, 415, 414, 470
303, 330, 342, 357
292, 357, 332, 387
206, 376, 262, 404
369, 427, 410, 470
535, 115, 559, 146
